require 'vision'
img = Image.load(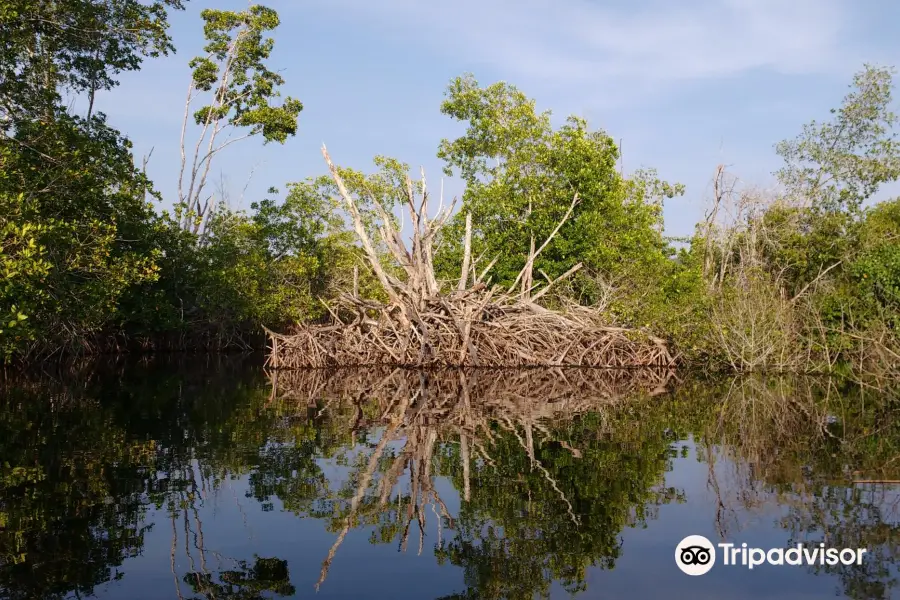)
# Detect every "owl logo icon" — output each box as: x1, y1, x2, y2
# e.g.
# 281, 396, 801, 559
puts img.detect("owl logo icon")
676, 535, 716, 575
